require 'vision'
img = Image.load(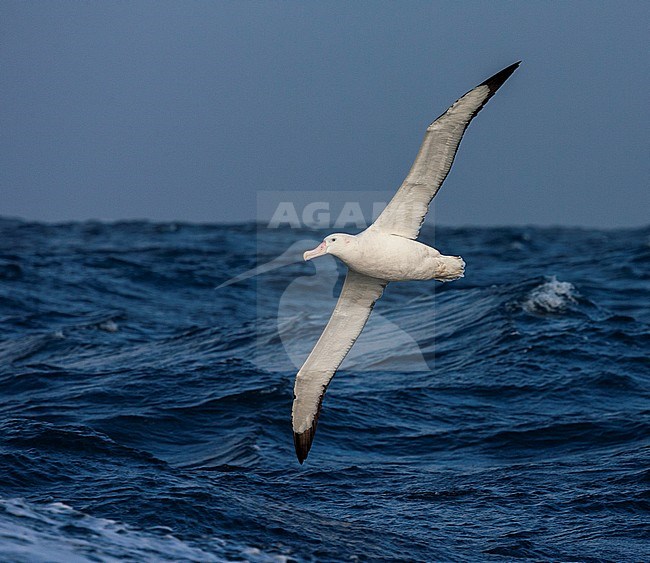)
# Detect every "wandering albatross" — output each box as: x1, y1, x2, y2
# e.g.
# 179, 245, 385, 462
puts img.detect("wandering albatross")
292, 62, 520, 463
